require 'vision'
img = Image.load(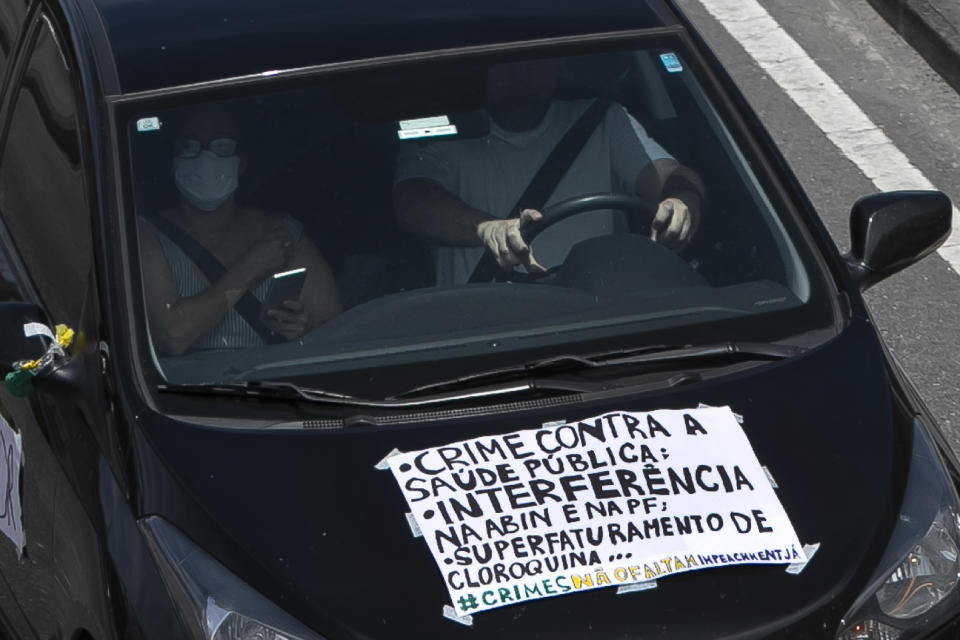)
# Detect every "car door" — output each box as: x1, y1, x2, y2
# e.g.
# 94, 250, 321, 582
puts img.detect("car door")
0, 224, 37, 640
0, 2, 55, 638
0, 3, 119, 638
